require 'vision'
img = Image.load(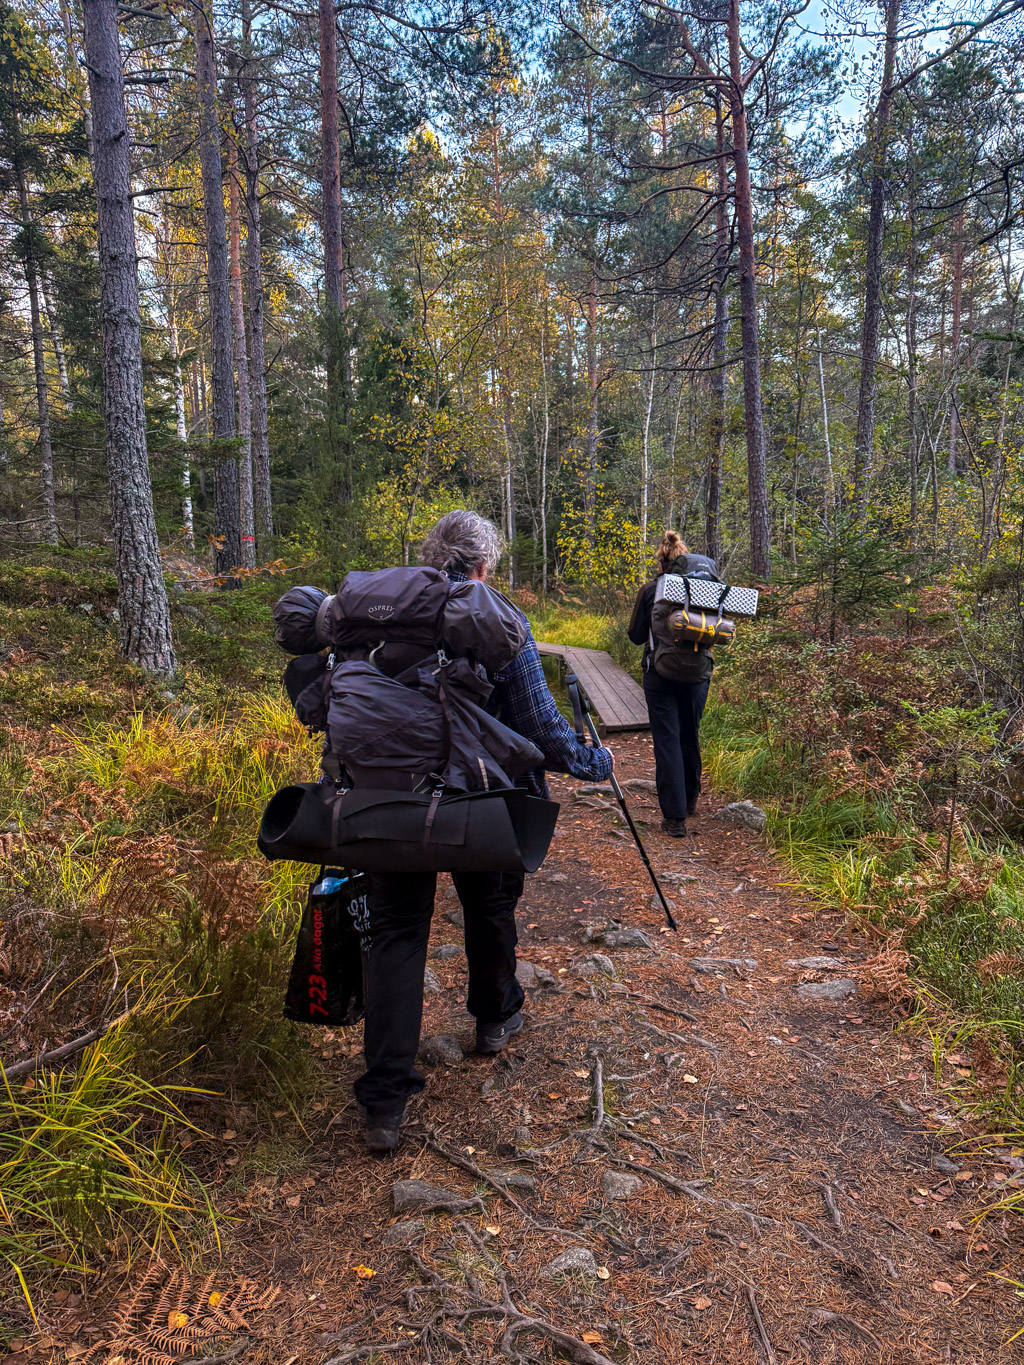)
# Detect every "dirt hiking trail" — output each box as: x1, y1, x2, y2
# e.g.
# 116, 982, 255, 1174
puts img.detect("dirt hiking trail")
53, 736, 1024, 1364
